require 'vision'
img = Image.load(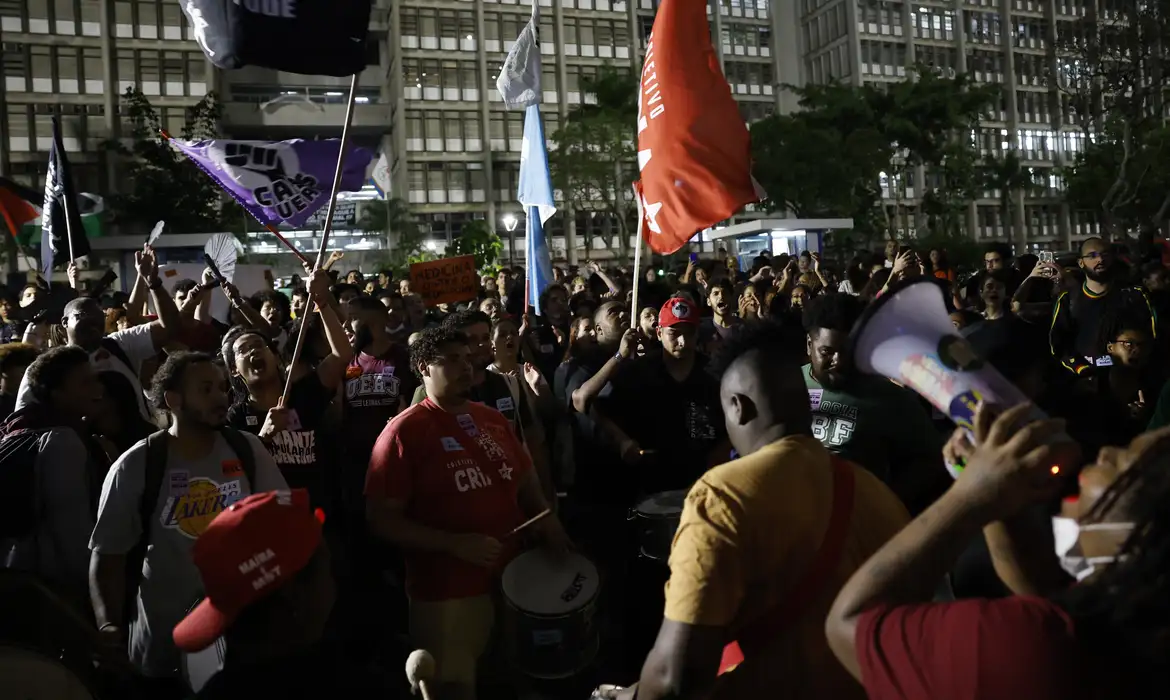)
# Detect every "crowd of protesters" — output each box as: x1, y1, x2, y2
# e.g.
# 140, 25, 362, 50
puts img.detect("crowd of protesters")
0, 233, 1167, 699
